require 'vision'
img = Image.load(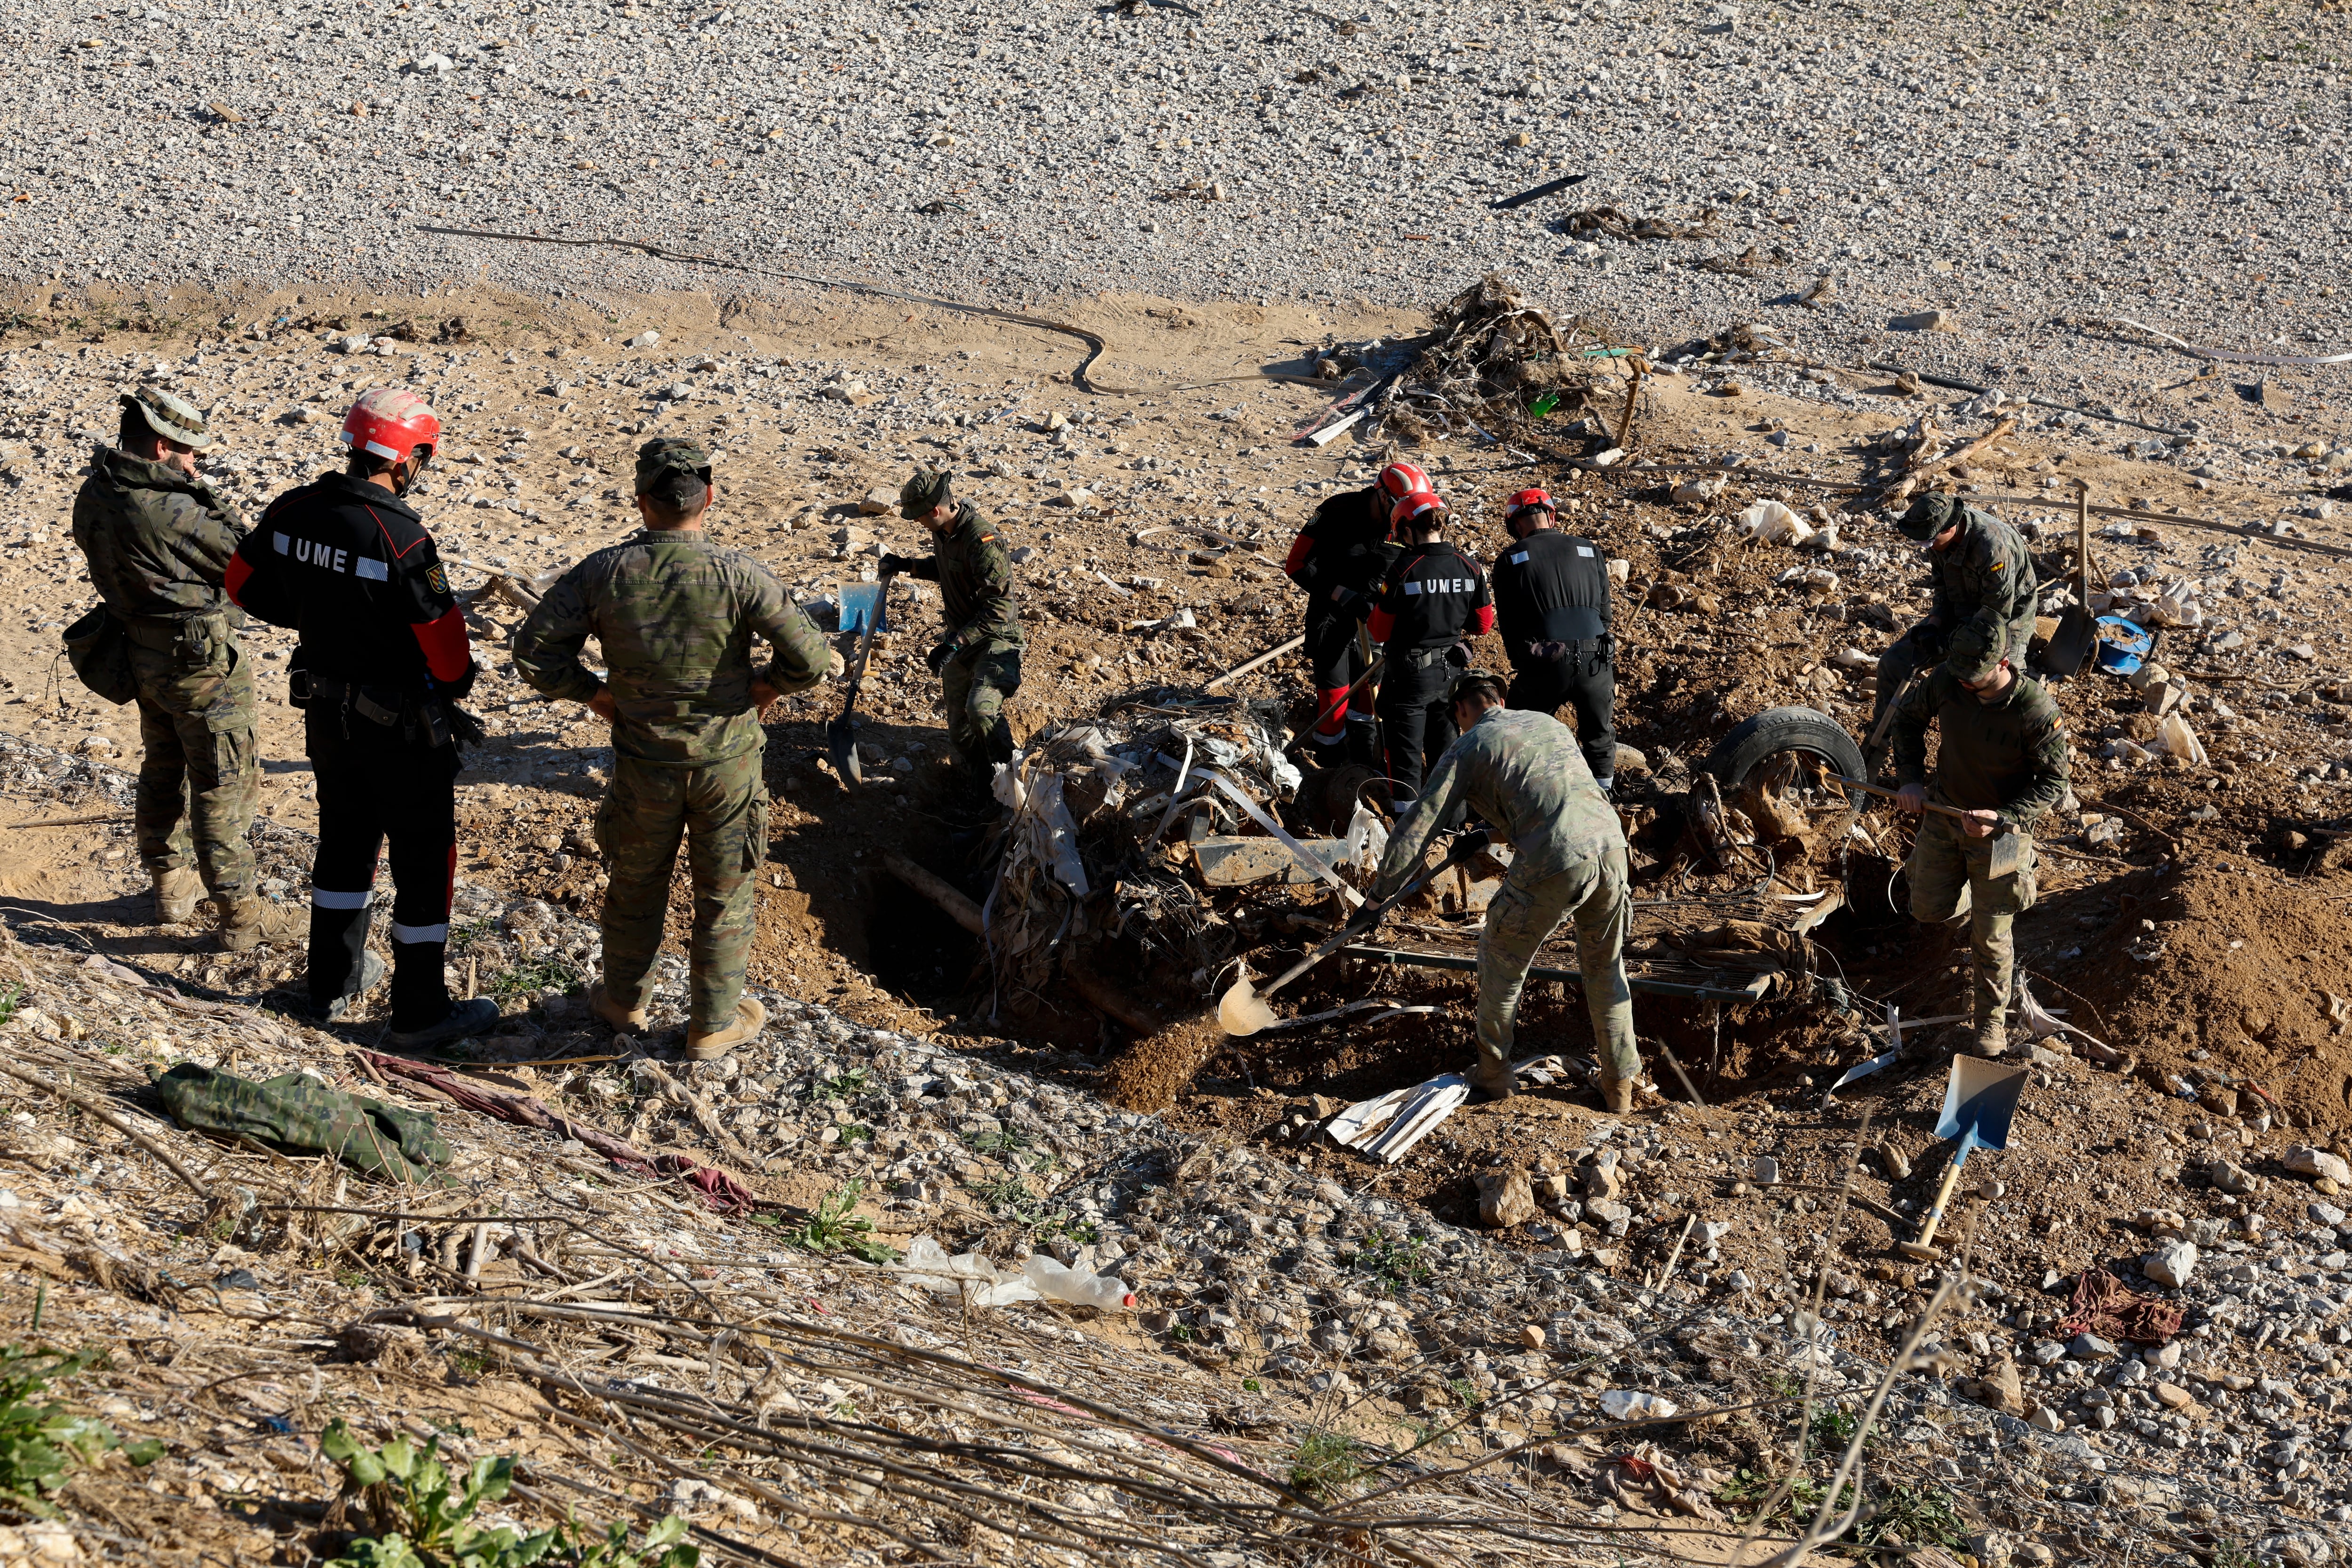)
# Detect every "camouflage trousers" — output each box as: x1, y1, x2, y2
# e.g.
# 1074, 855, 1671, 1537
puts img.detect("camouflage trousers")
1477, 847, 1639, 1085
595, 750, 768, 1034
1906, 808, 2039, 1051
127, 629, 258, 901
941, 643, 1021, 777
